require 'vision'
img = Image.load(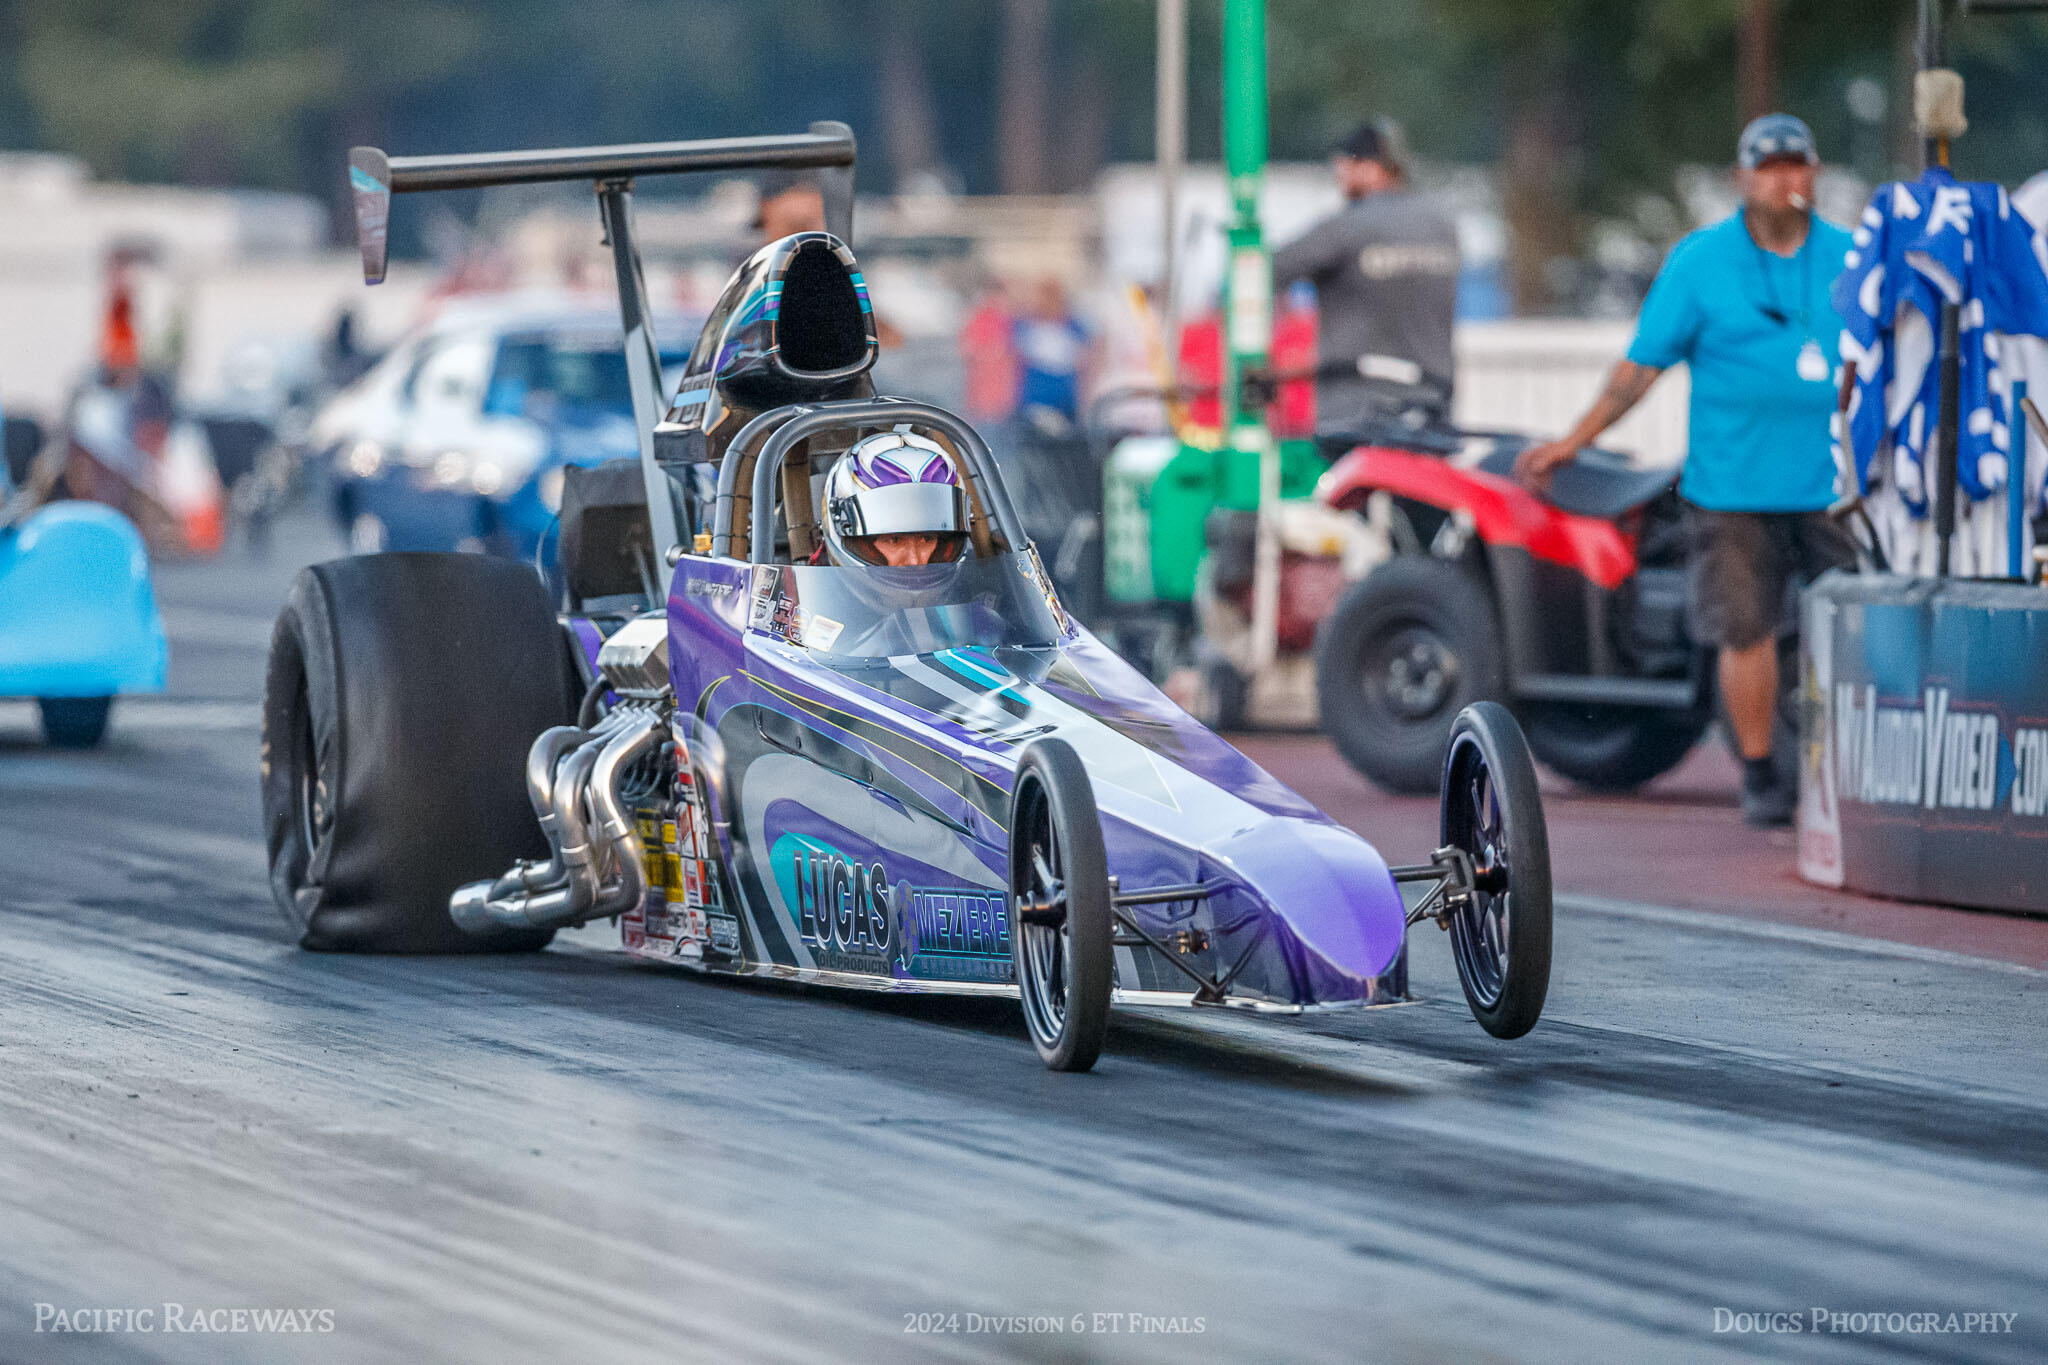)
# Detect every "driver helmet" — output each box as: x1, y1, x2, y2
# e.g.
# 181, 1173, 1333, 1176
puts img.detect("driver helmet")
821, 430, 970, 568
